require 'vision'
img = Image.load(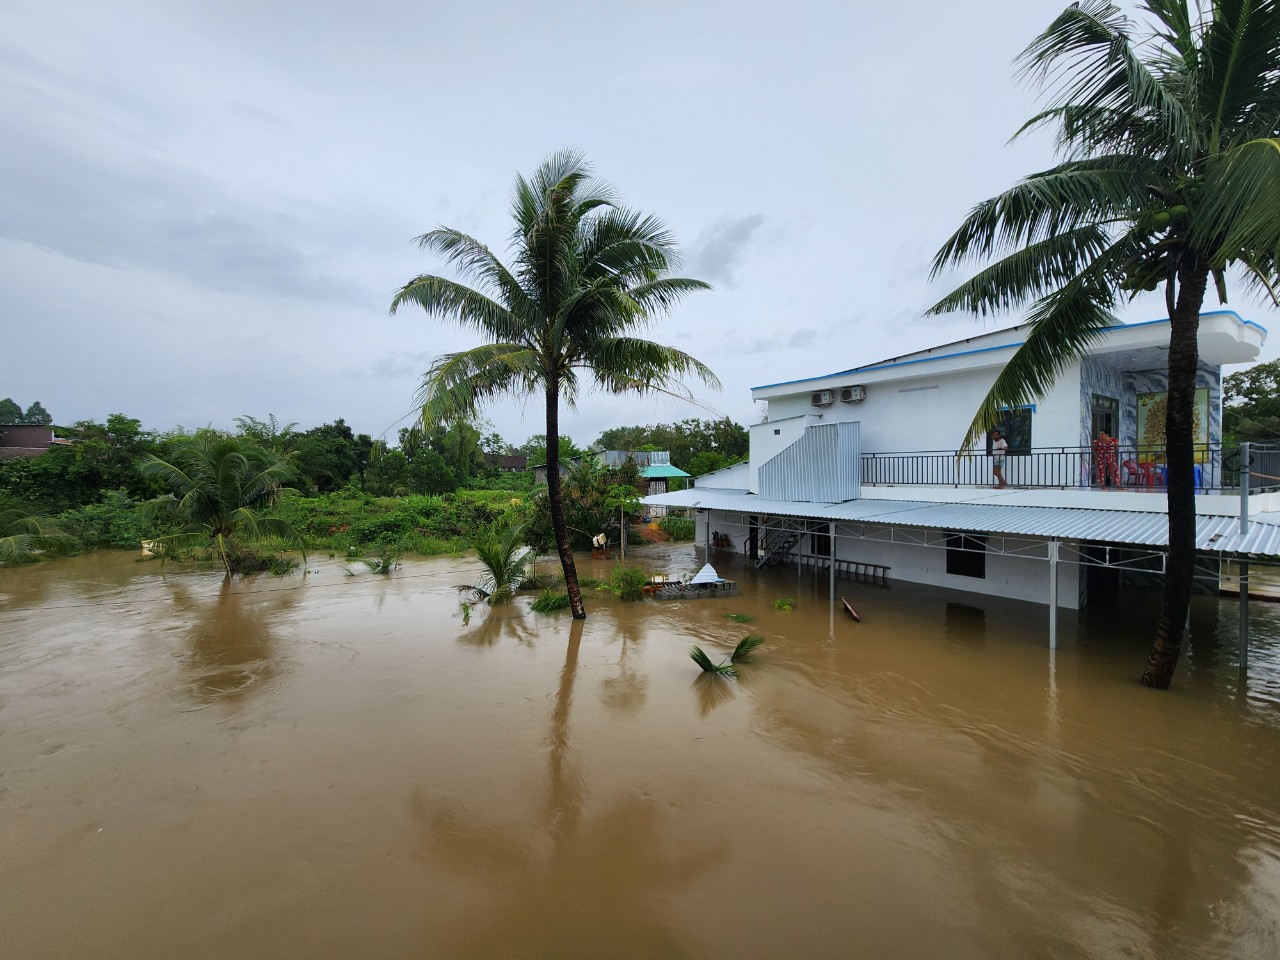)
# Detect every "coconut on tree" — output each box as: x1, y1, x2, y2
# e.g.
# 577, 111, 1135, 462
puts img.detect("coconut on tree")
391, 150, 717, 619
928, 0, 1280, 688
